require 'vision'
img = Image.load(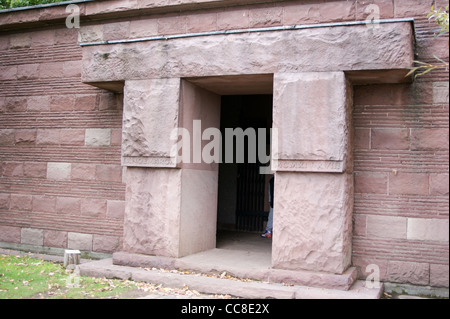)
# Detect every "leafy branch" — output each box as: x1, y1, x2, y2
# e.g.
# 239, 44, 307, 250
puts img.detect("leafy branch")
0, 0, 66, 10
407, 3, 449, 78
